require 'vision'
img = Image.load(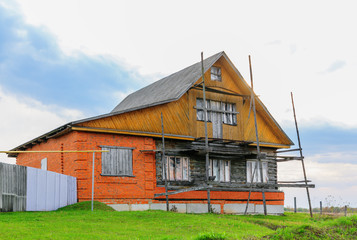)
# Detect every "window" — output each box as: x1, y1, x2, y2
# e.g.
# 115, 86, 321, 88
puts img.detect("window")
196, 99, 237, 125
209, 159, 230, 182
211, 66, 222, 81
164, 156, 189, 181
196, 98, 211, 122
246, 160, 268, 183
41, 158, 47, 170
101, 146, 134, 176
222, 102, 237, 125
